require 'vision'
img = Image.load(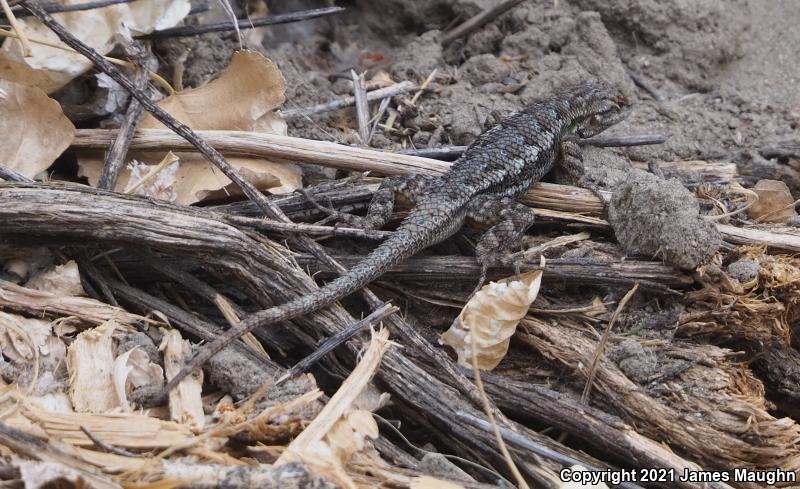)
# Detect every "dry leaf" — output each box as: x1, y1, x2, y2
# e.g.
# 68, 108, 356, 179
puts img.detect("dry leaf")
113, 347, 164, 411
29, 392, 73, 413
439, 270, 543, 370
367, 70, 395, 90
0, 79, 74, 178
25, 260, 86, 297
1, 0, 190, 92
0, 312, 51, 364
67, 321, 119, 413
746, 179, 797, 223
94, 73, 130, 115
160, 329, 204, 429
78, 50, 302, 204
